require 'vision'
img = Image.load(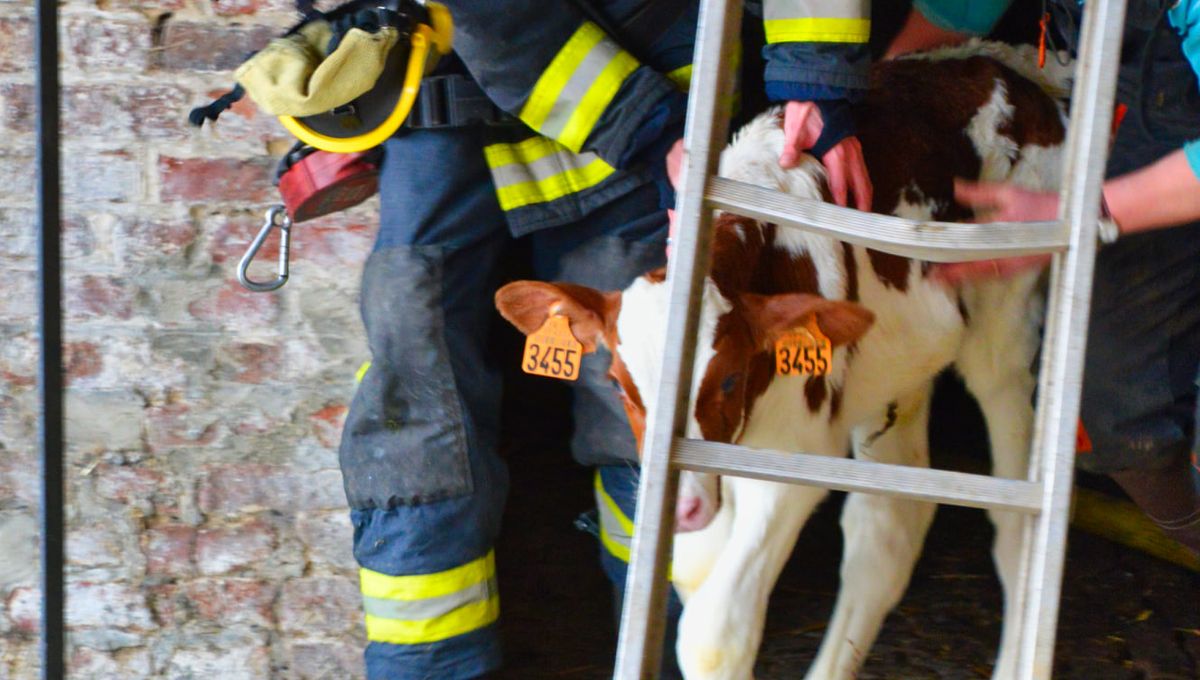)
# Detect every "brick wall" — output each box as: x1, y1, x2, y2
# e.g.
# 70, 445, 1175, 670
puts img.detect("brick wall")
0, 0, 376, 677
